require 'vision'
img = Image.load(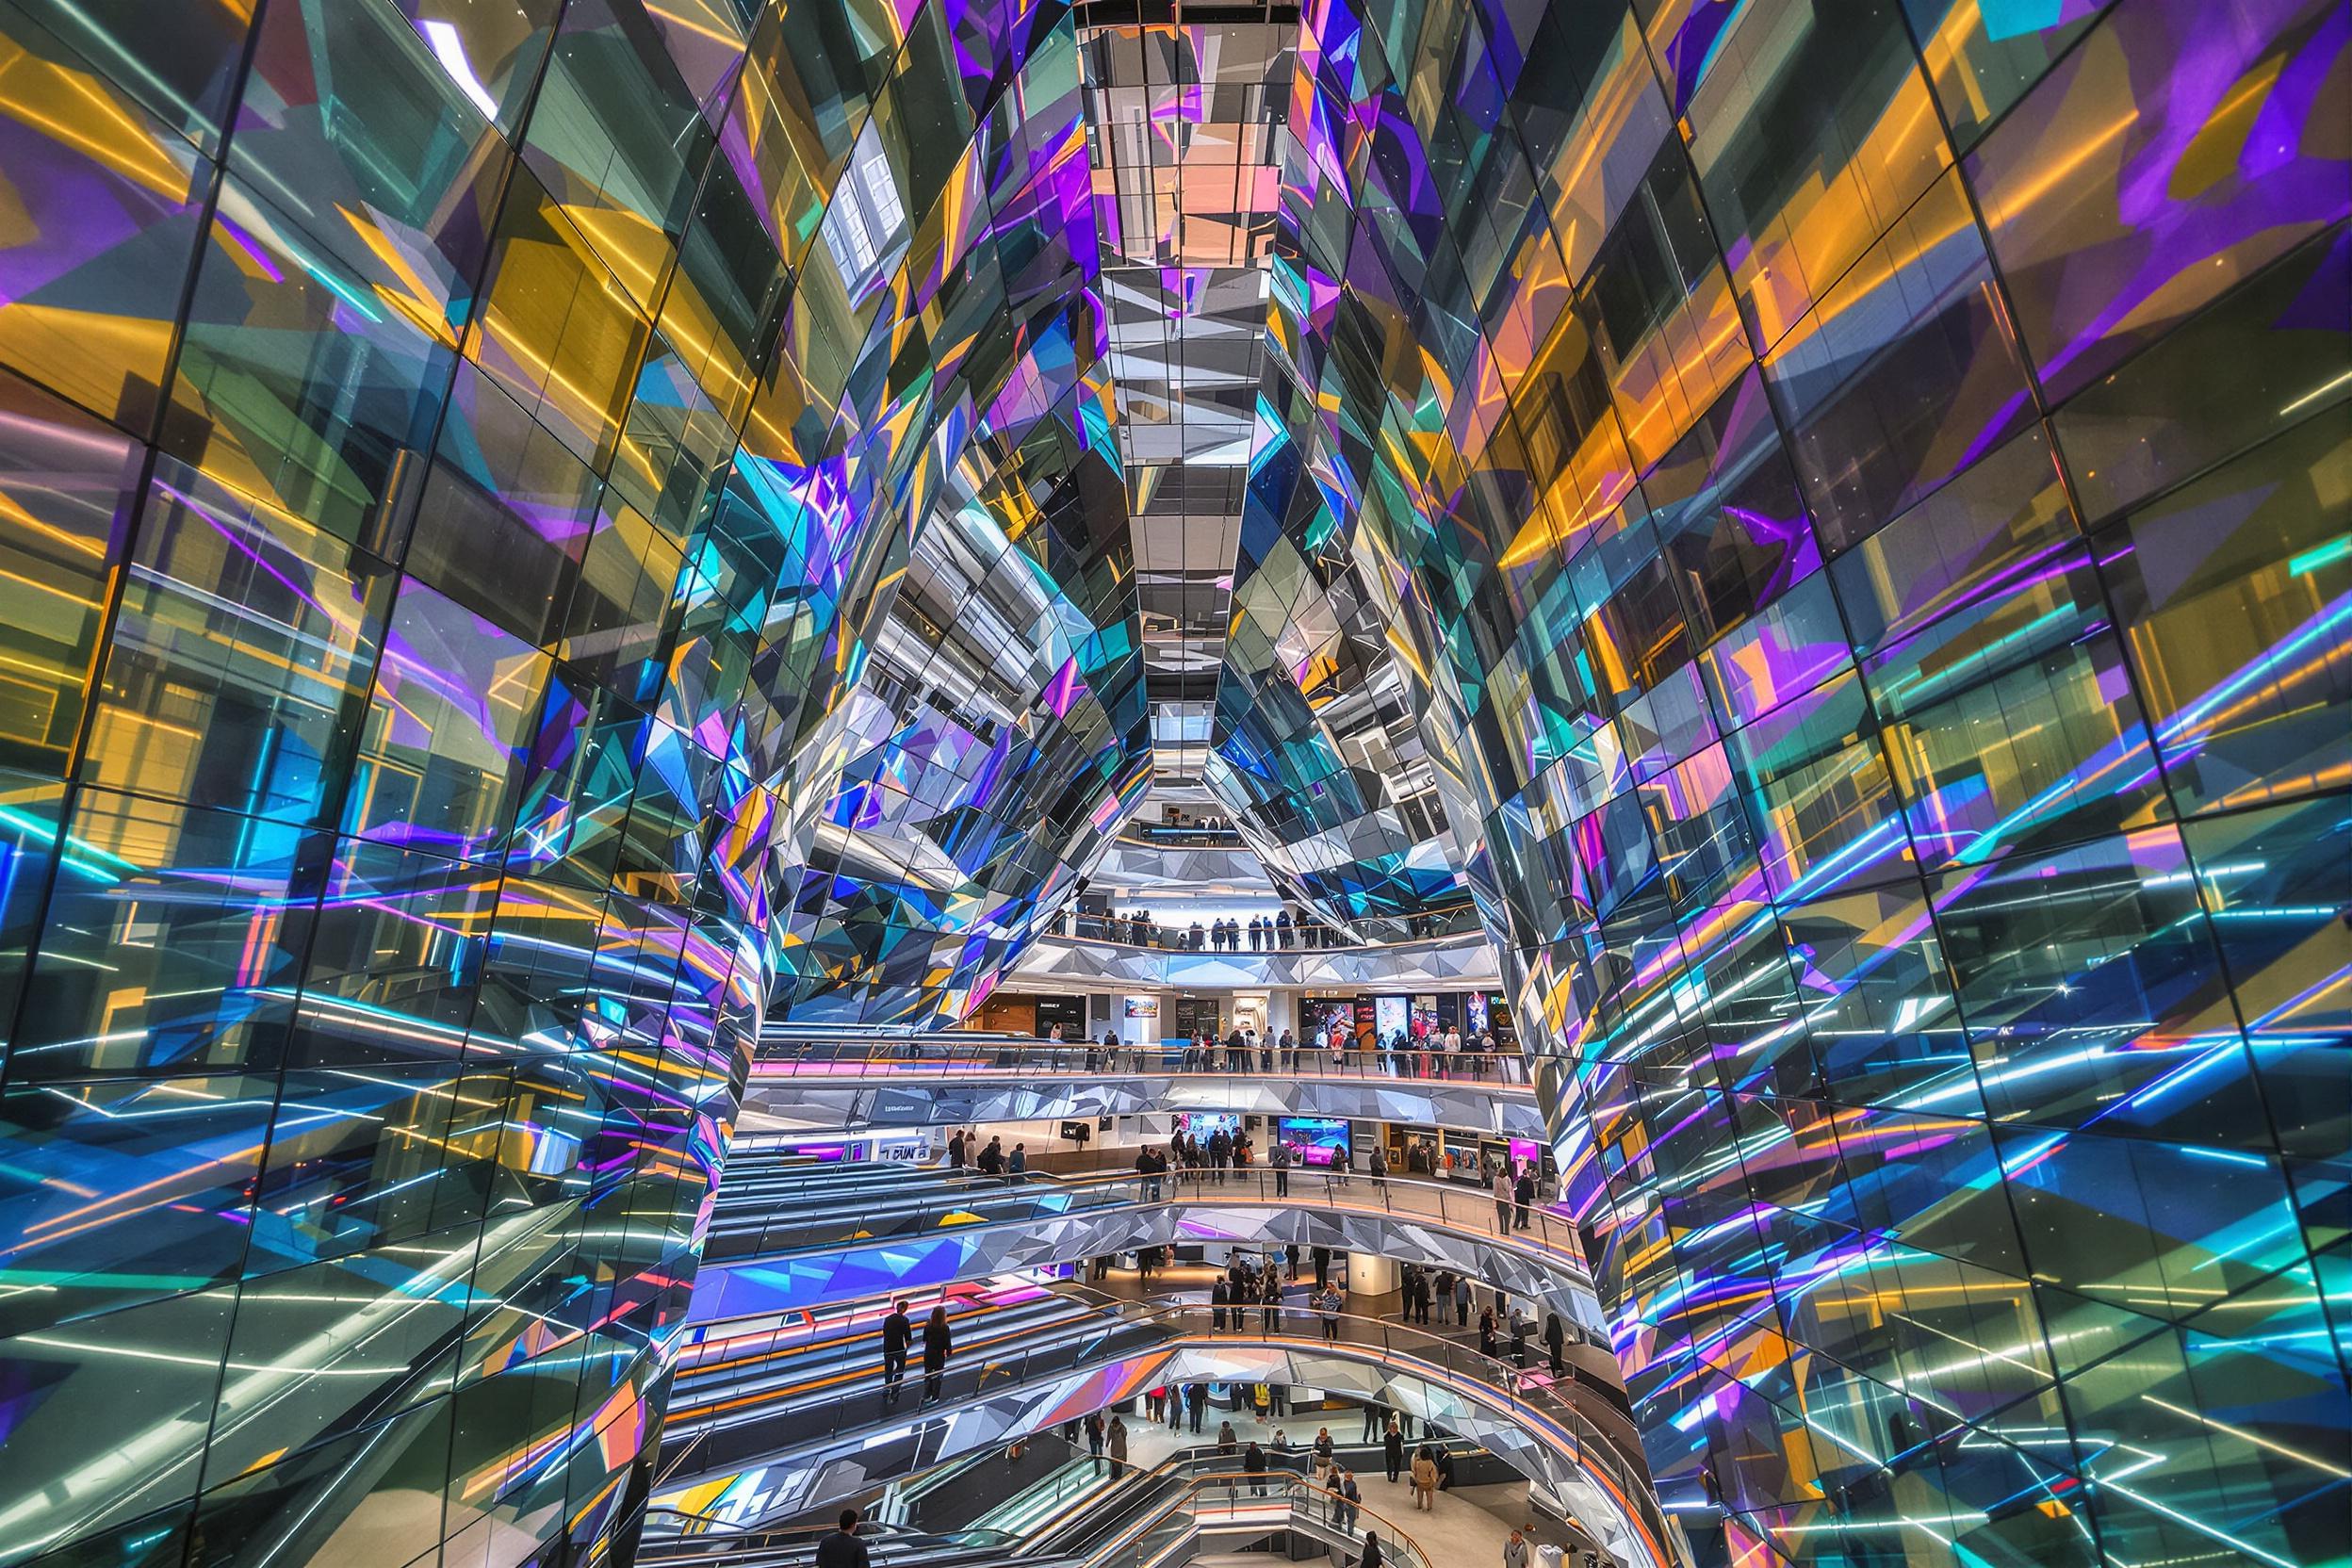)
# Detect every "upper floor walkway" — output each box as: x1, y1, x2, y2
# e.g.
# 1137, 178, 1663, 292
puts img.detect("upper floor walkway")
688, 1152, 1604, 1331
742, 1035, 1547, 1138
1010, 927, 1499, 987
